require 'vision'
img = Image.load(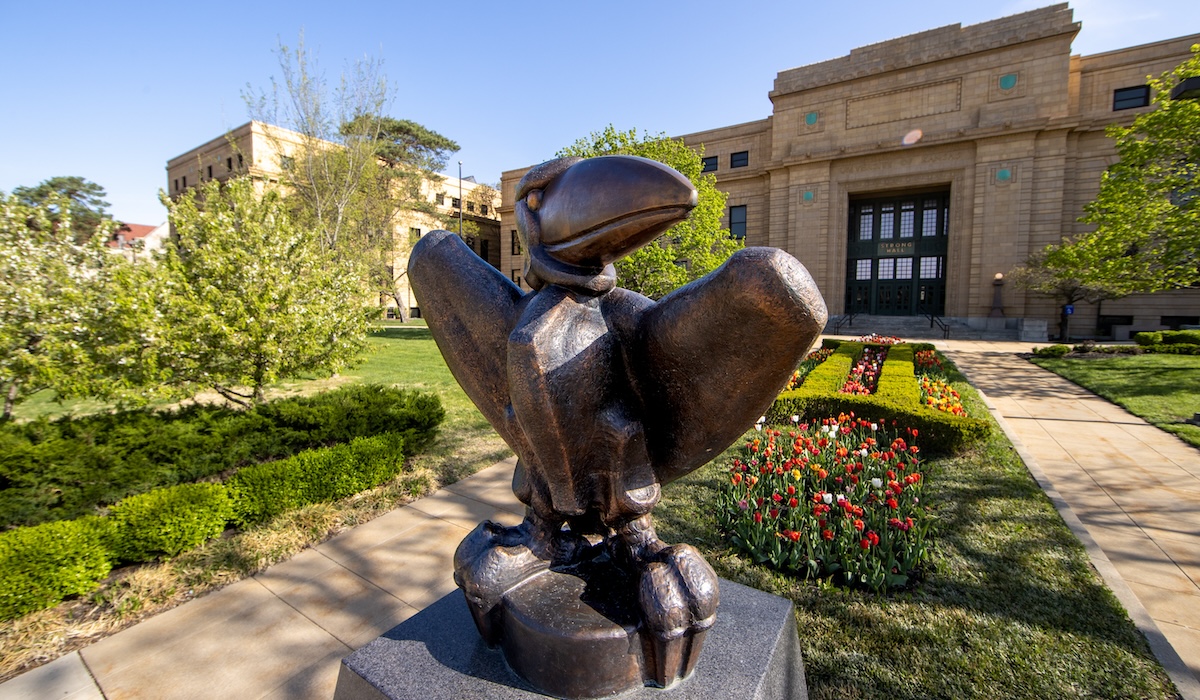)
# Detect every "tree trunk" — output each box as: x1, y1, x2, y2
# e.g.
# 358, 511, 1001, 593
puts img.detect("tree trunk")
3, 382, 17, 421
